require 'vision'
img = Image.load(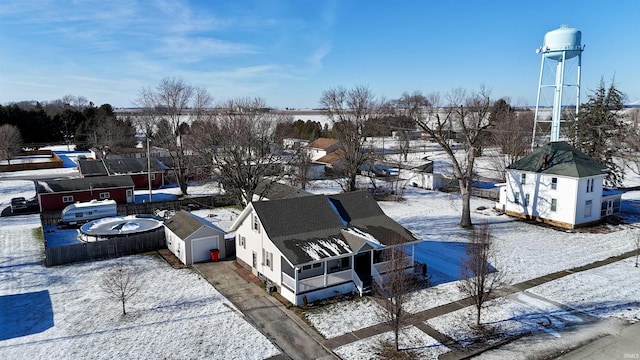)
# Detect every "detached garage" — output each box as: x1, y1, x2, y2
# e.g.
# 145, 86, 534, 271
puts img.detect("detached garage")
164, 210, 227, 265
